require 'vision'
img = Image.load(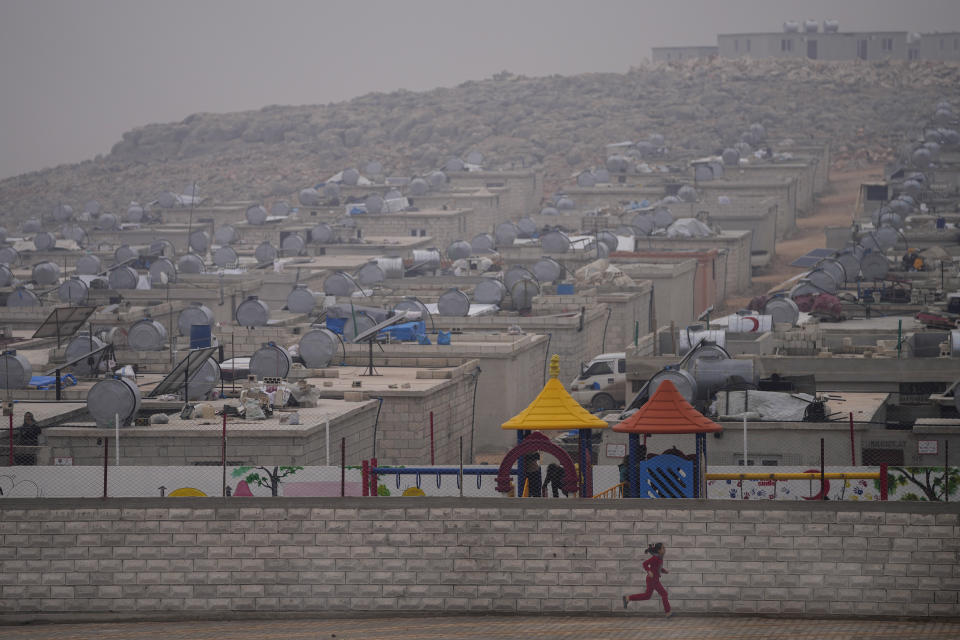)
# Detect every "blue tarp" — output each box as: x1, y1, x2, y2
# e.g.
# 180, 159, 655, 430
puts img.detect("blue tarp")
30, 374, 78, 390
437, 331, 451, 345
378, 321, 425, 342
326, 317, 347, 334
